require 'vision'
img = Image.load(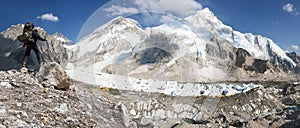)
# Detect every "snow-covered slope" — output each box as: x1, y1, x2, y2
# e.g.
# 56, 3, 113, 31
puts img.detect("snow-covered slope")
185, 8, 296, 69
76, 16, 145, 58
